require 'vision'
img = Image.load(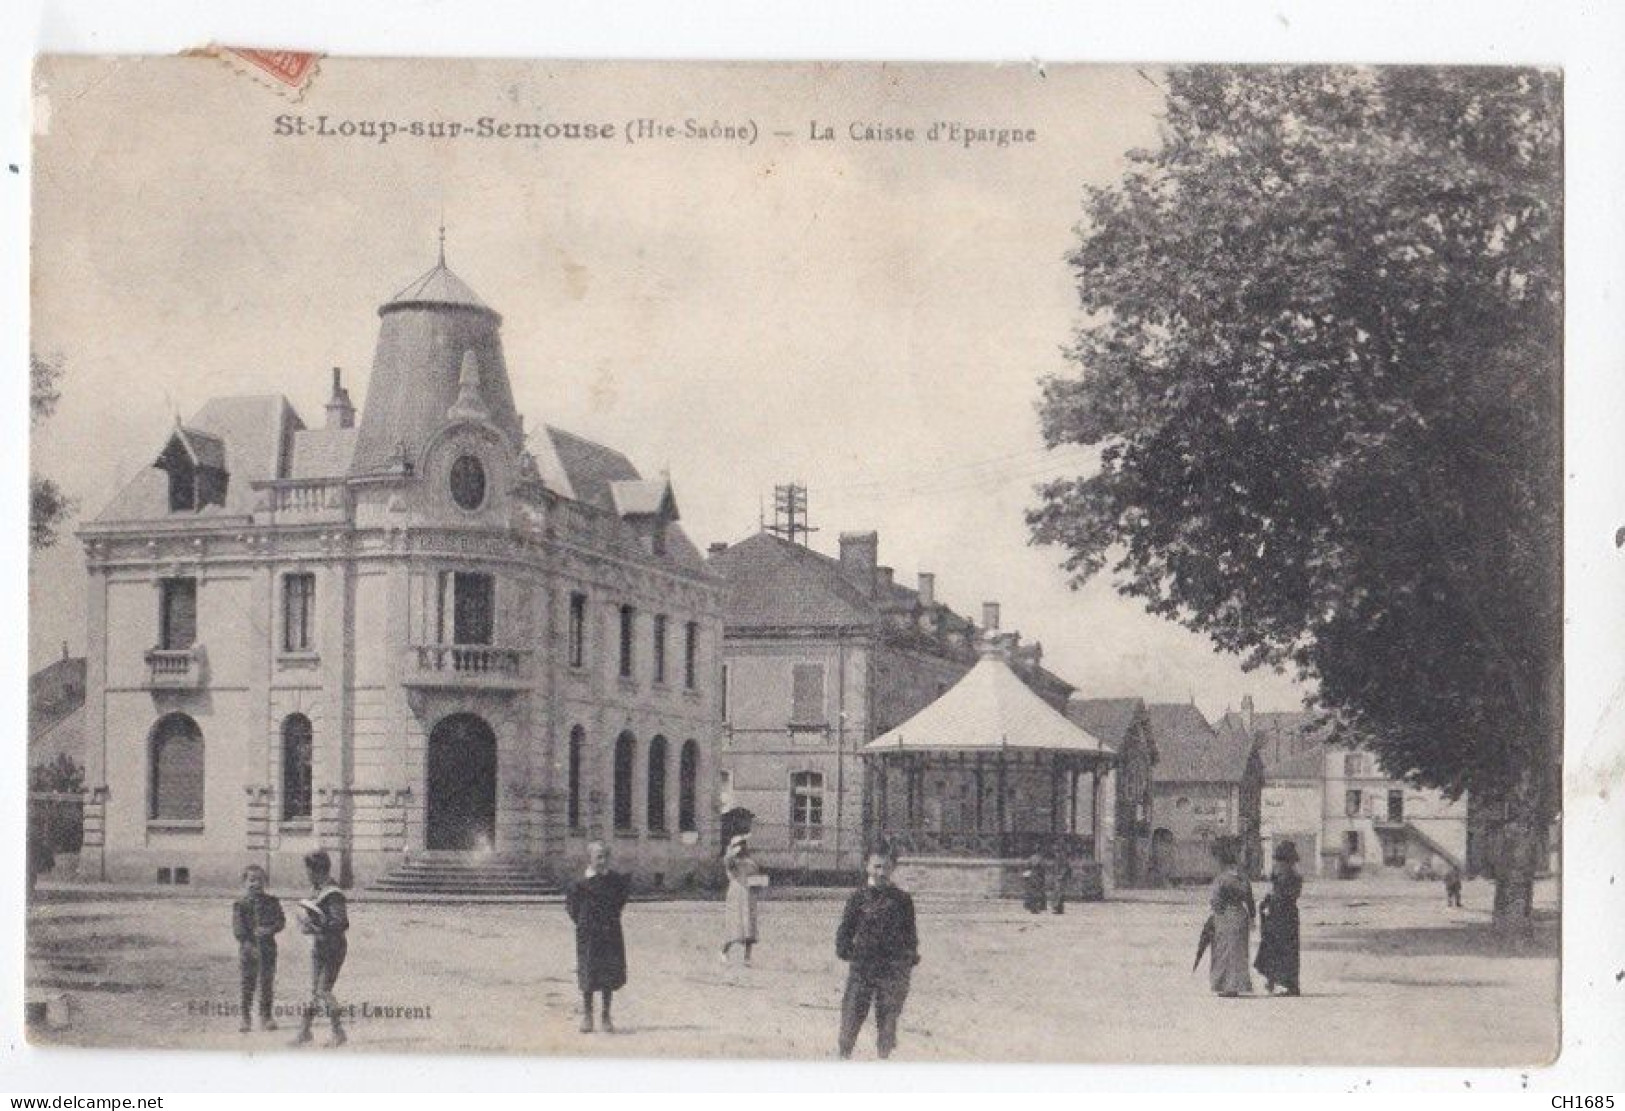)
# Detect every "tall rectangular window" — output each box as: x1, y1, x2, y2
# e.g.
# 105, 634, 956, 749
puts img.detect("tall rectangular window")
653, 614, 669, 684
790, 771, 825, 844
721, 664, 731, 722
791, 663, 825, 725
1345, 789, 1363, 817
1344, 753, 1364, 777
684, 622, 699, 689
159, 578, 198, 650
438, 571, 495, 645
1344, 830, 1362, 855
619, 605, 636, 679
568, 592, 588, 669
282, 573, 315, 653
1387, 789, 1405, 822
